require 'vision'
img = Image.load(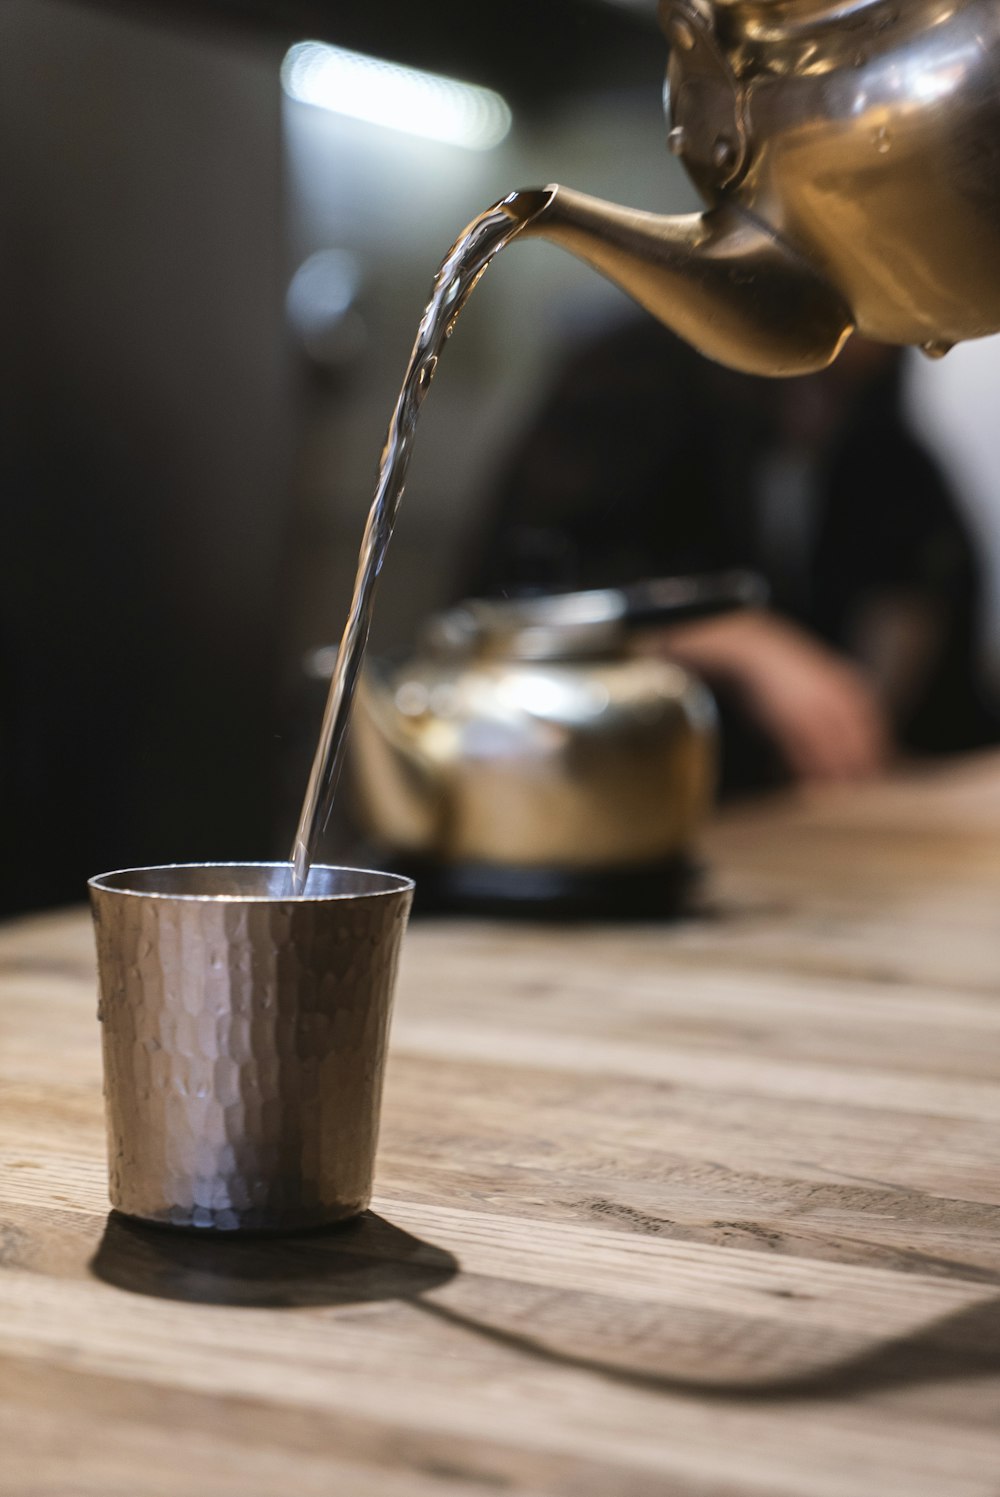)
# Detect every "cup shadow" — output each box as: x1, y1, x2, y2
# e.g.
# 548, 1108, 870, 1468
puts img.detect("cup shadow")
417, 1294, 1000, 1404
90, 1210, 458, 1309
90, 1212, 1000, 1406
